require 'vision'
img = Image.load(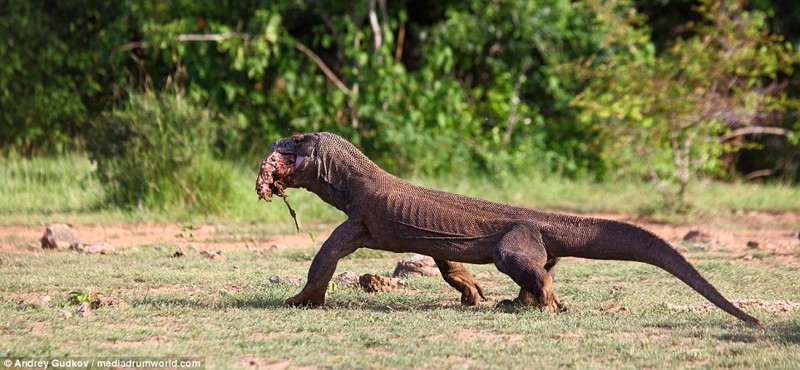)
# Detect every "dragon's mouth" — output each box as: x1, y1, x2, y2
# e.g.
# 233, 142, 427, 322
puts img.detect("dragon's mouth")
255, 151, 302, 201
